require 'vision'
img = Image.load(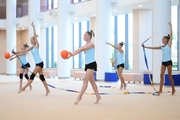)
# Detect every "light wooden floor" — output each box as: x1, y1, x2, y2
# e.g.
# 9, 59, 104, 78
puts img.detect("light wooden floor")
0, 75, 180, 120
